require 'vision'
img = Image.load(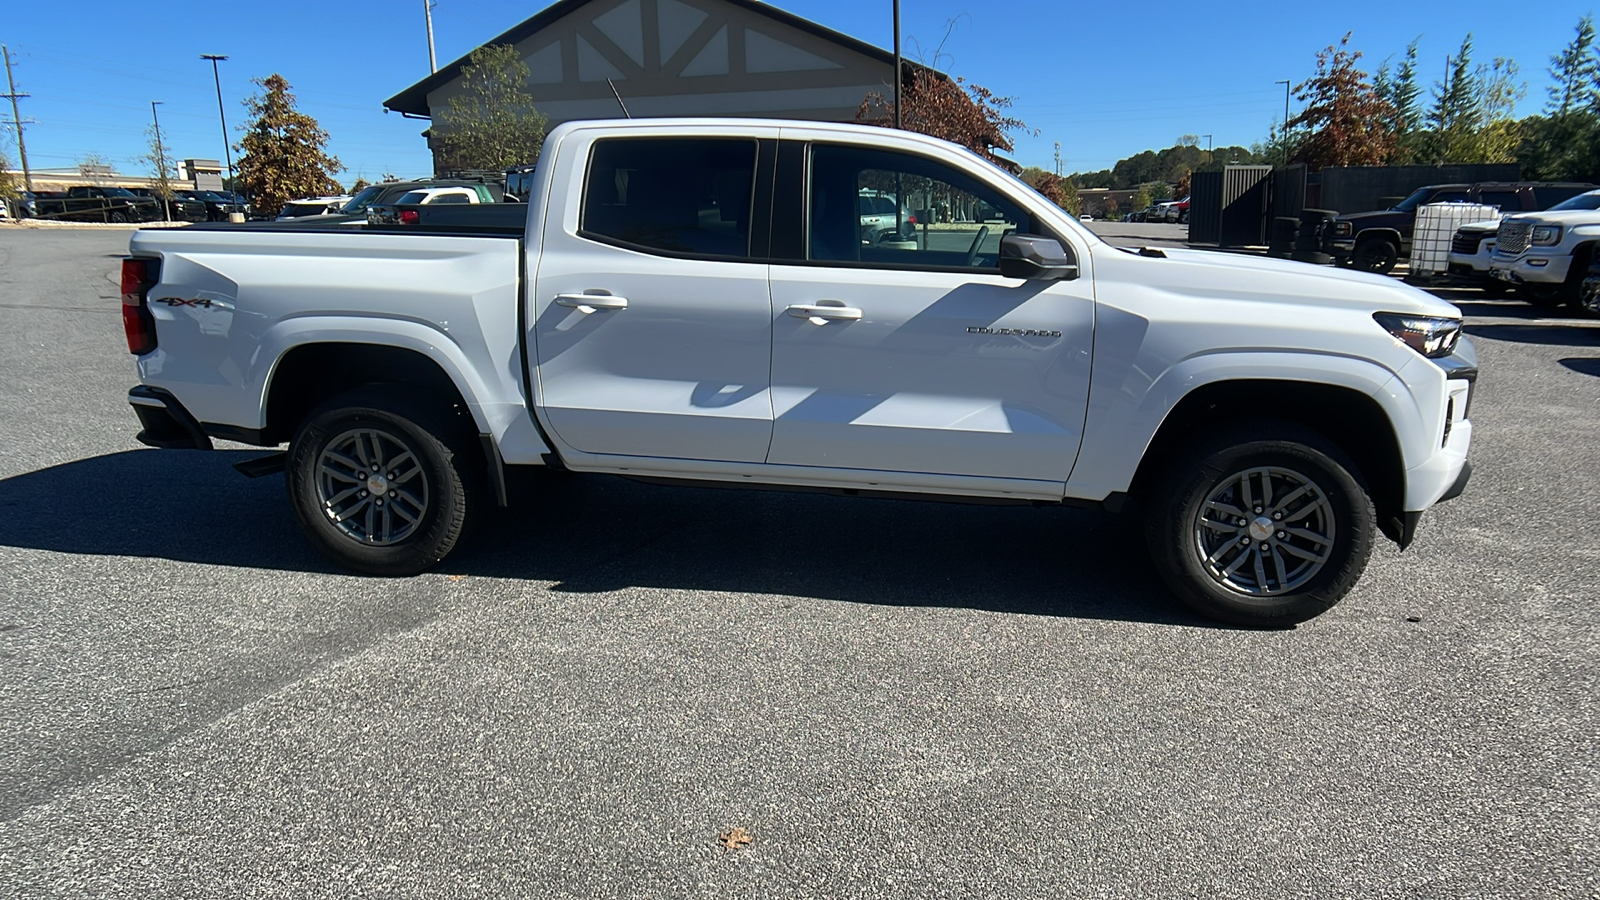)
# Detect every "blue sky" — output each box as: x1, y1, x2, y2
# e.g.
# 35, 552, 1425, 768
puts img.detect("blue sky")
2, 0, 1594, 185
